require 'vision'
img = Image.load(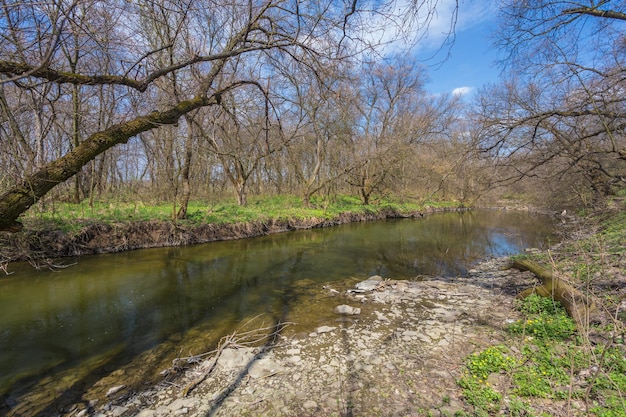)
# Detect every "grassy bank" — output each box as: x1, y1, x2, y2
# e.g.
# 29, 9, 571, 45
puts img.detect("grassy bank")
19, 195, 458, 232
455, 210, 626, 416
1, 195, 461, 266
